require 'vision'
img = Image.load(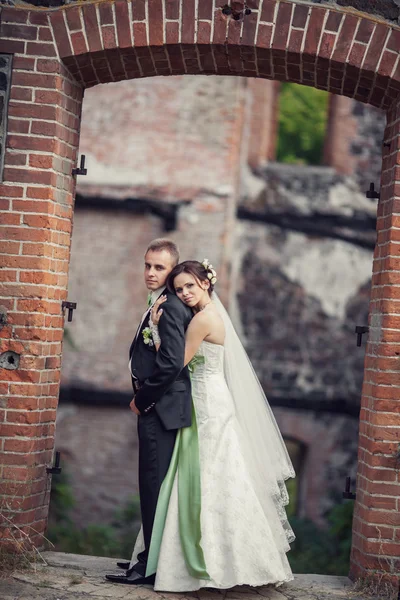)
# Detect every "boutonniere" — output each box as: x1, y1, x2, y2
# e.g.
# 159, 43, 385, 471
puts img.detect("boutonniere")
142, 327, 154, 347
